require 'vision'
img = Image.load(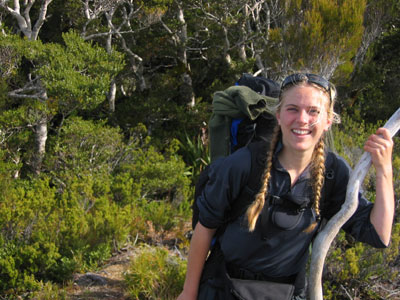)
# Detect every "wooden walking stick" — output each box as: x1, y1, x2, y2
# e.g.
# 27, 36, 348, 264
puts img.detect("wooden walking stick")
309, 108, 400, 300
